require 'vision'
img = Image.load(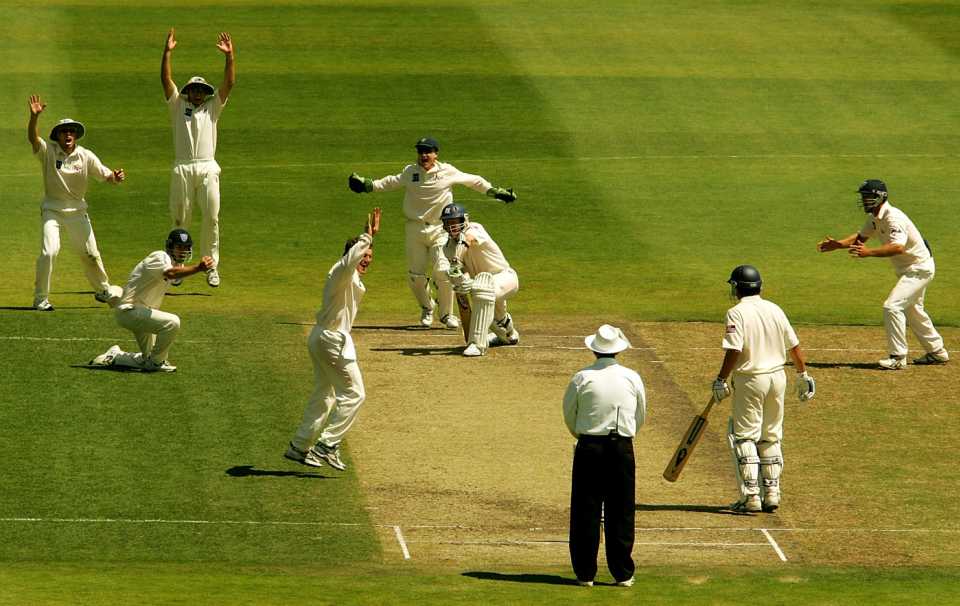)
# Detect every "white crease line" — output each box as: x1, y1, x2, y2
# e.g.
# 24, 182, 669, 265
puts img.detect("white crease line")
393, 525, 411, 560
0, 517, 362, 526
761, 528, 788, 562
